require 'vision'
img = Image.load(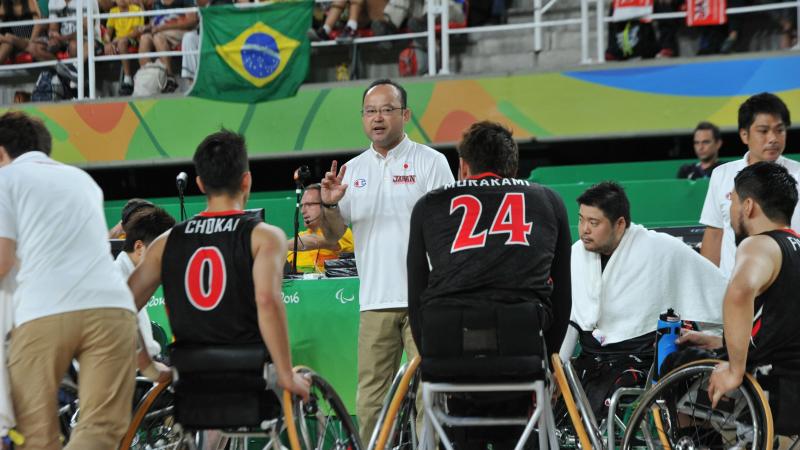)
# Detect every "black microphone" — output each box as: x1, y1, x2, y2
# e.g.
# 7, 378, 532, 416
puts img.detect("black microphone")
176, 172, 188, 192
293, 165, 311, 188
